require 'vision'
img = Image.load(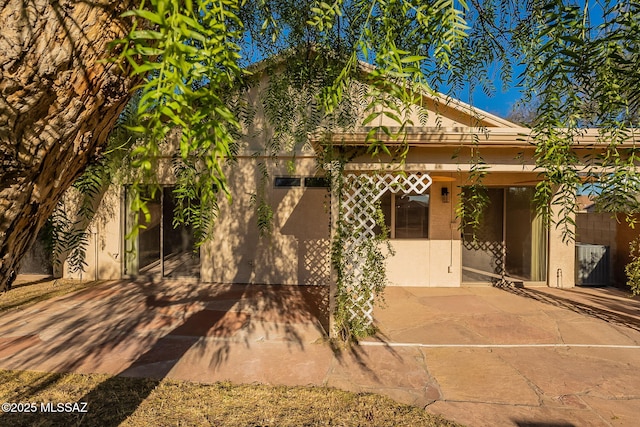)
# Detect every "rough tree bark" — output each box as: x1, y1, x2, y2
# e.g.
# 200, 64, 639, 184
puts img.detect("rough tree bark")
0, 0, 137, 291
